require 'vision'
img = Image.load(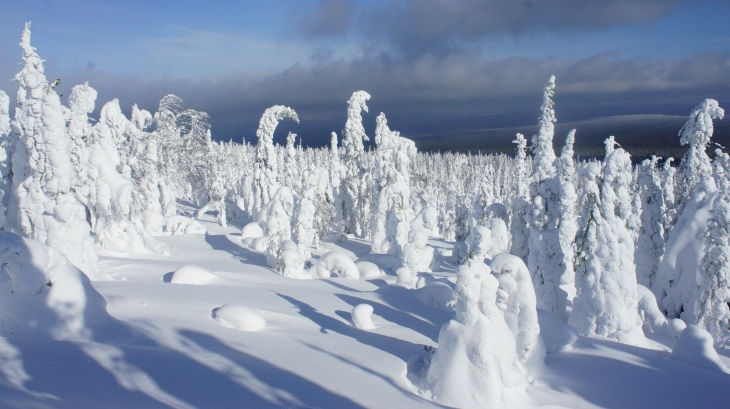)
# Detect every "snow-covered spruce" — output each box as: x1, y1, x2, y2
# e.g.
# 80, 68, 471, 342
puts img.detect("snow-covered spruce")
635, 156, 667, 288
527, 76, 570, 320
569, 147, 647, 346
0, 90, 10, 229
340, 91, 370, 237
